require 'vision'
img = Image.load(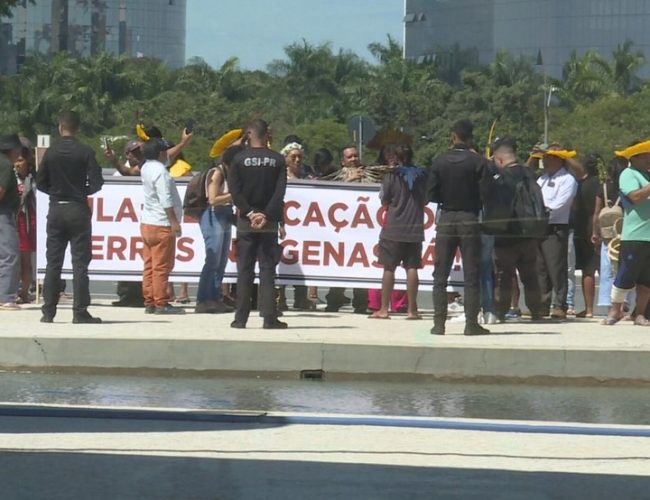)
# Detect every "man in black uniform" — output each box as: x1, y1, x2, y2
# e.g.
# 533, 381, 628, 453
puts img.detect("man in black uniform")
427, 120, 489, 336
229, 119, 287, 329
483, 137, 543, 321
37, 111, 104, 324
